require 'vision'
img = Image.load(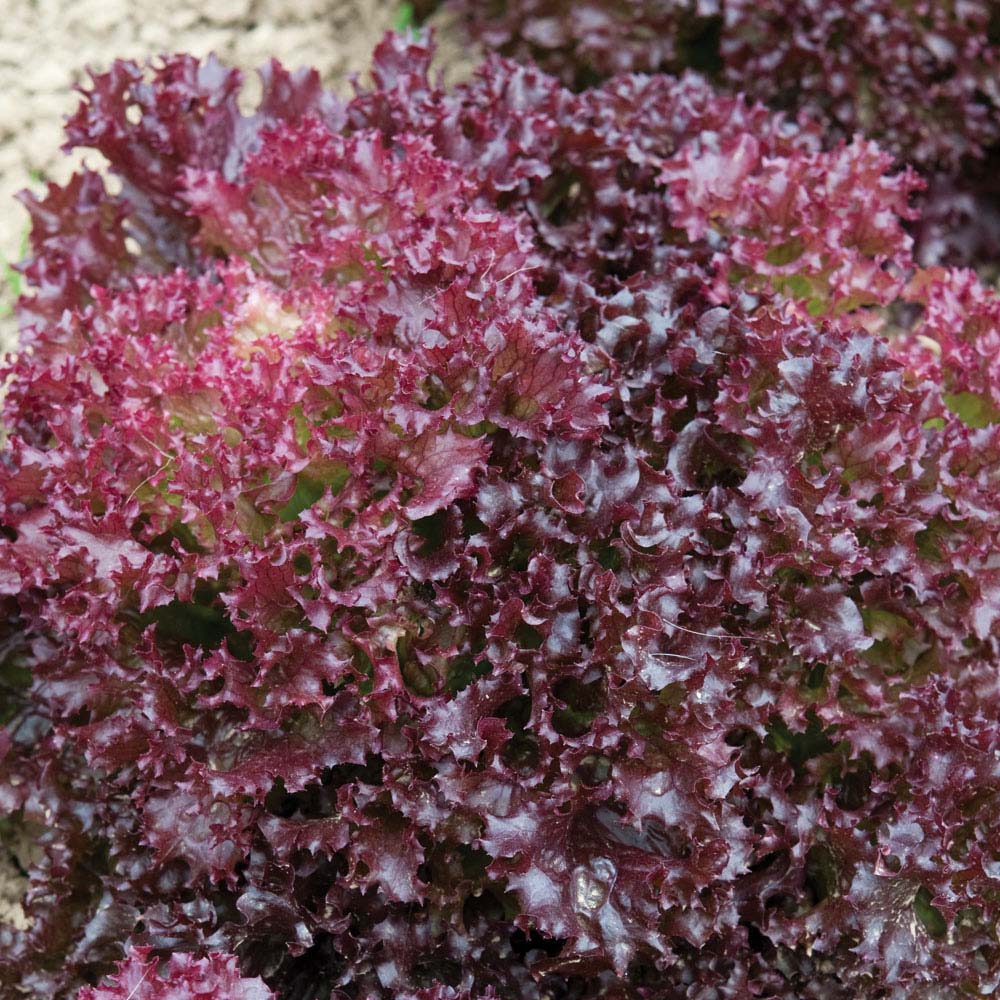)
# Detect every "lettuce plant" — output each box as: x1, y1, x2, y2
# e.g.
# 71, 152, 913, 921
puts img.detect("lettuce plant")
2, 31, 1000, 1000
443, 0, 1000, 169
76, 949, 275, 1000
443, 0, 1000, 271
